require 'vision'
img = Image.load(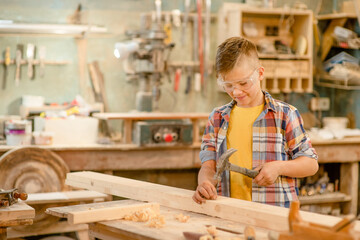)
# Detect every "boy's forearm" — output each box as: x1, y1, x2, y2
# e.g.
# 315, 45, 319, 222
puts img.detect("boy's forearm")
198, 162, 217, 186
278, 156, 318, 178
